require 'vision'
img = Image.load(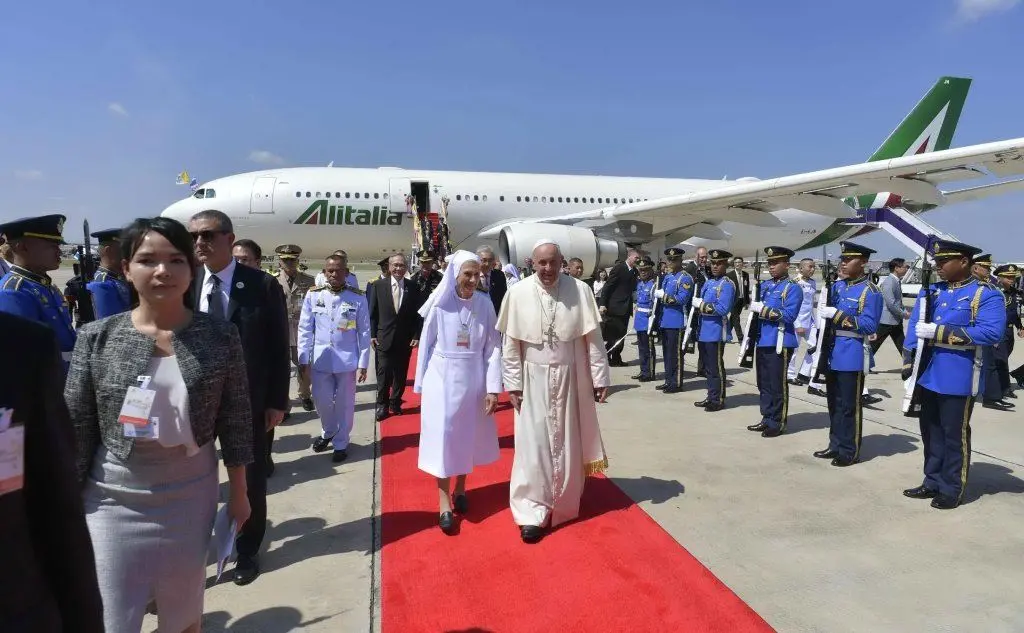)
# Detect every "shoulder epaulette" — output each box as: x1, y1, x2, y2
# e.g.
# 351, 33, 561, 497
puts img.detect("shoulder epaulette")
1, 275, 23, 291
345, 286, 364, 295
310, 285, 327, 292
